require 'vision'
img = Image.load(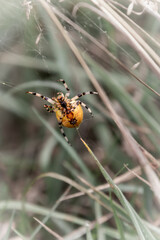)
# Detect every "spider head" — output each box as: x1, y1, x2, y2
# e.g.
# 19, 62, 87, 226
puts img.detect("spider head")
57, 94, 67, 109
